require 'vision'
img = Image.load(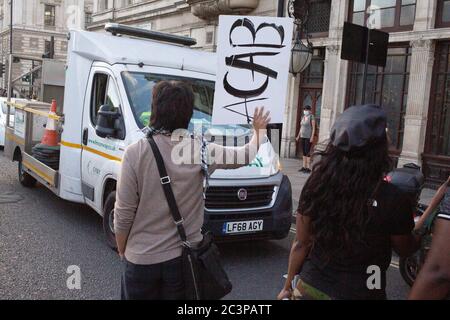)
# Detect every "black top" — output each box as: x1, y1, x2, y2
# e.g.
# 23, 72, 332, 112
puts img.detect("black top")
299, 182, 415, 300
